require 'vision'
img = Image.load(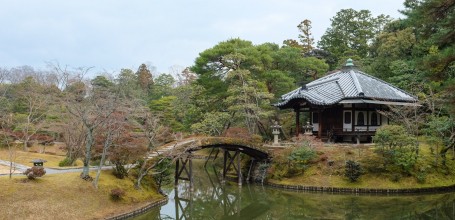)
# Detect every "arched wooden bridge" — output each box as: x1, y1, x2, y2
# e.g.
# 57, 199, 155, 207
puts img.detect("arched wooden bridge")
157, 137, 271, 188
